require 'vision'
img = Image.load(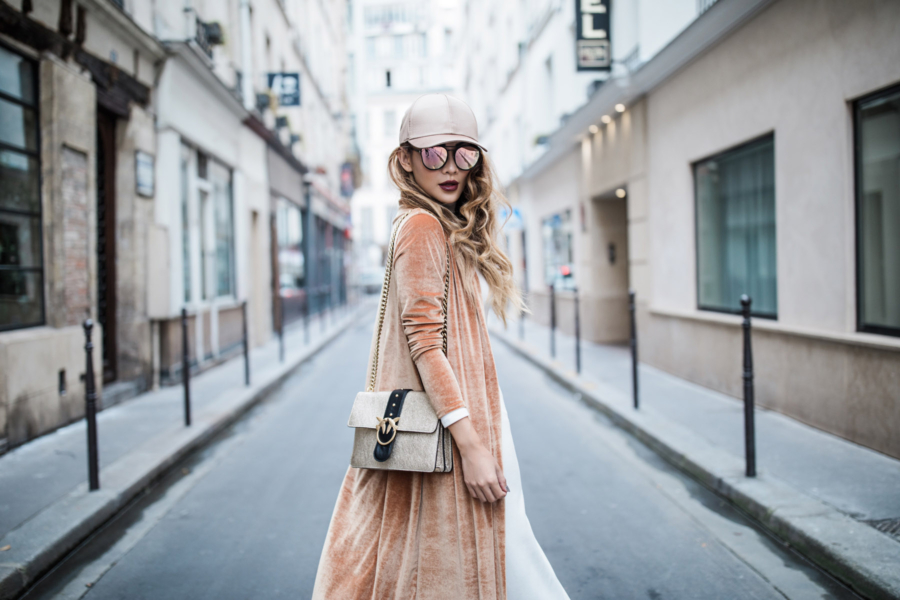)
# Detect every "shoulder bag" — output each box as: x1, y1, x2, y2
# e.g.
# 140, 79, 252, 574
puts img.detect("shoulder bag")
346, 211, 454, 473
